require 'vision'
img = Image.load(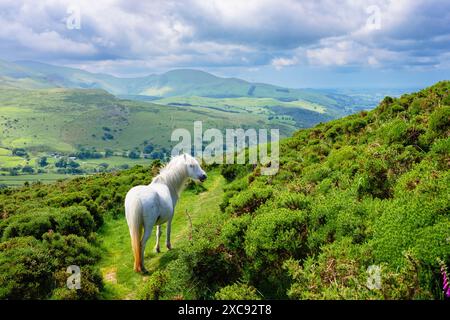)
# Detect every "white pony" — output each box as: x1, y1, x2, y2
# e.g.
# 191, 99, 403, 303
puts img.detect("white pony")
125, 153, 207, 273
